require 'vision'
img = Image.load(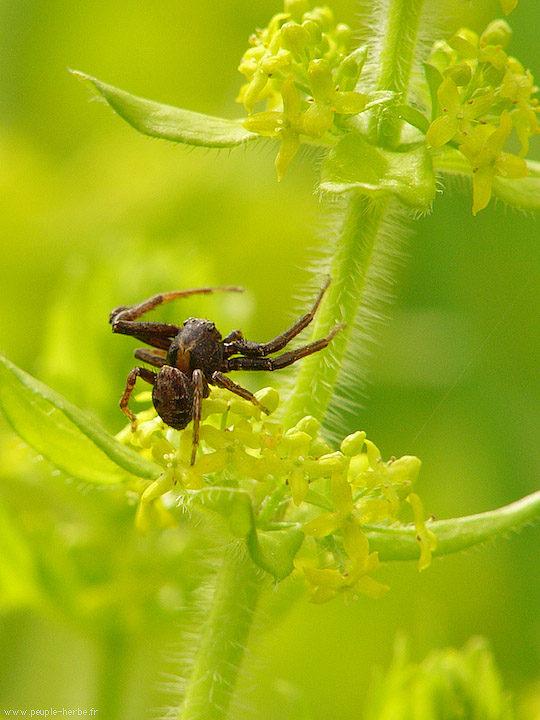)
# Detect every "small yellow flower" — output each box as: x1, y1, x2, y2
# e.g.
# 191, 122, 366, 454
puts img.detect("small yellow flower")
119, 383, 431, 601
500, 65, 540, 156
479, 19, 512, 50
302, 538, 389, 603
426, 77, 494, 149
407, 492, 437, 571
243, 75, 306, 180
459, 110, 529, 214
303, 59, 367, 139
